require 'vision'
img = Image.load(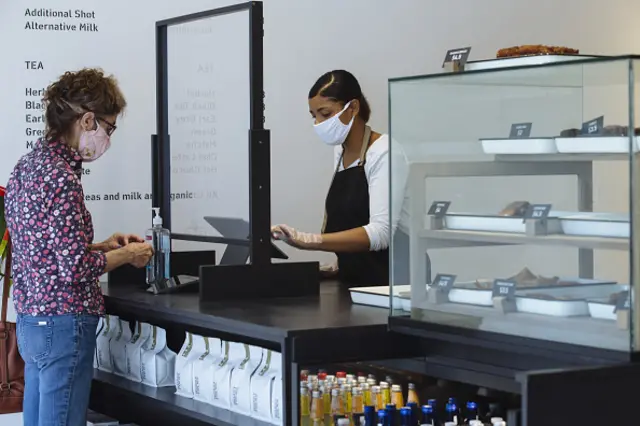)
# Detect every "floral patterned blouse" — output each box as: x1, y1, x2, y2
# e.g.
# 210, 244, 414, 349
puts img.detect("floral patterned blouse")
4, 139, 106, 316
